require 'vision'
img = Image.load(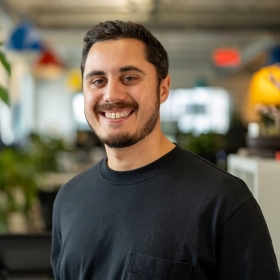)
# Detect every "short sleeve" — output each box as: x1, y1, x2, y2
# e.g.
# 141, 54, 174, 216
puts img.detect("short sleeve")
215, 197, 280, 279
